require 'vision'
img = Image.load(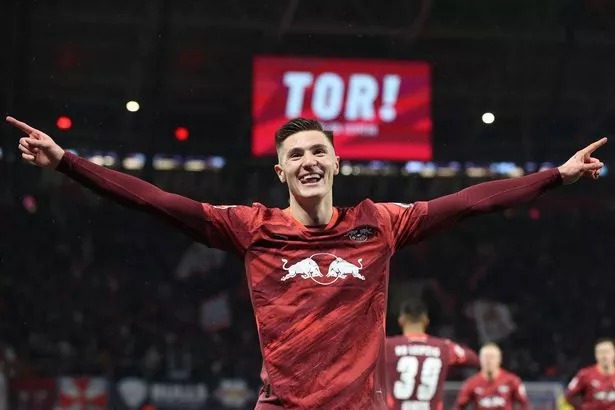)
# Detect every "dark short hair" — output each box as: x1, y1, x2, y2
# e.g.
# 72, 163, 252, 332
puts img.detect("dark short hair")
399, 298, 428, 321
274, 117, 334, 149
595, 337, 614, 347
